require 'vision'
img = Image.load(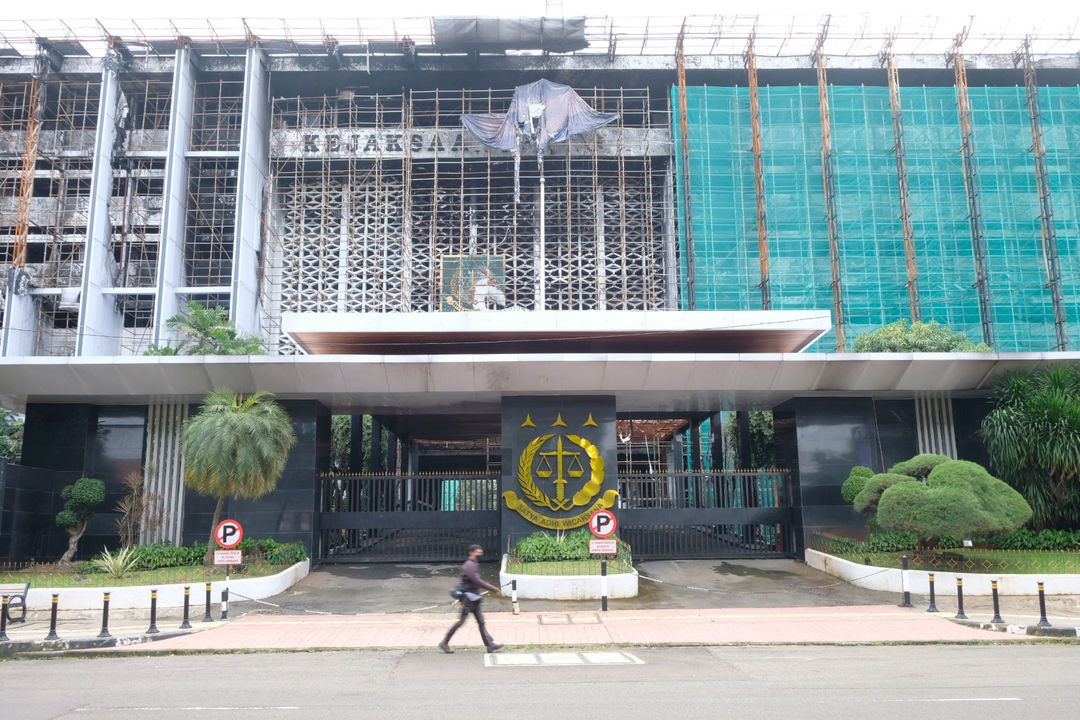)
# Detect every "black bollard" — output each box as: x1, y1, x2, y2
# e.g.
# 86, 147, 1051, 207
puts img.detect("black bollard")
927, 573, 939, 613
601, 558, 609, 612
180, 585, 192, 629
511, 579, 519, 616
990, 580, 1004, 624
221, 587, 229, 621
44, 593, 59, 640
202, 582, 213, 623
1037, 582, 1051, 628
0, 596, 9, 642
900, 555, 912, 607
98, 592, 112, 638
147, 589, 159, 634
955, 578, 967, 620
